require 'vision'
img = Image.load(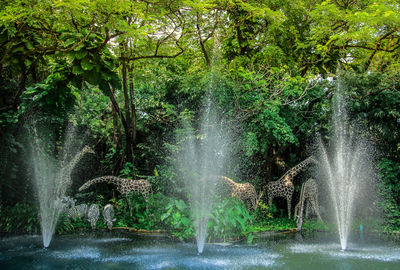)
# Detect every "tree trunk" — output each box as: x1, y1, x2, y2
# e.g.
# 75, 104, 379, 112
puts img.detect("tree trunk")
121, 55, 134, 166
128, 63, 137, 147
111, 100, 123, 175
